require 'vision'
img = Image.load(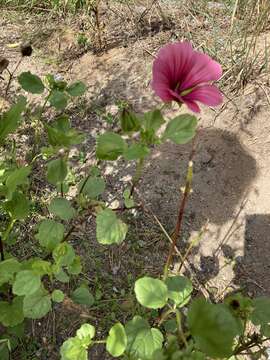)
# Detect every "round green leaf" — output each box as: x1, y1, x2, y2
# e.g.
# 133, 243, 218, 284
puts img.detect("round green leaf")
60, 337, 87, 360
48, 197, 76, 221
53, 242, 75, 266
188, 299, 241, 358
96, 132, 127, 161
106, 322, 127, 357
12, 270, 41, 296
165, 275, 193, 307
134, 277, 168, 309
0, 259, 21, 286
76, 323, 95, 342
47, 158, 67, 186
32, 260, 52, 276
125, 316, 163, 360
251, 297, 270, 325
78, 176, 105, 199
5, 192, 30, 220
23, 288, 52, 319
67, 81, 87, 97
0, 96, 26, 144
49, 90, 68, 110
67, 256, 82, 275
96, 208, 128, 245
18, 71, 44, 94
36, 219, 64, 251
52, 289, 65, 303
123, 144, 150, 161
163, 114, 197, 144
6, 166, 31, 196
0, 297, 24, 327
71, 286, 94, 307
54, 268, 70, 283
